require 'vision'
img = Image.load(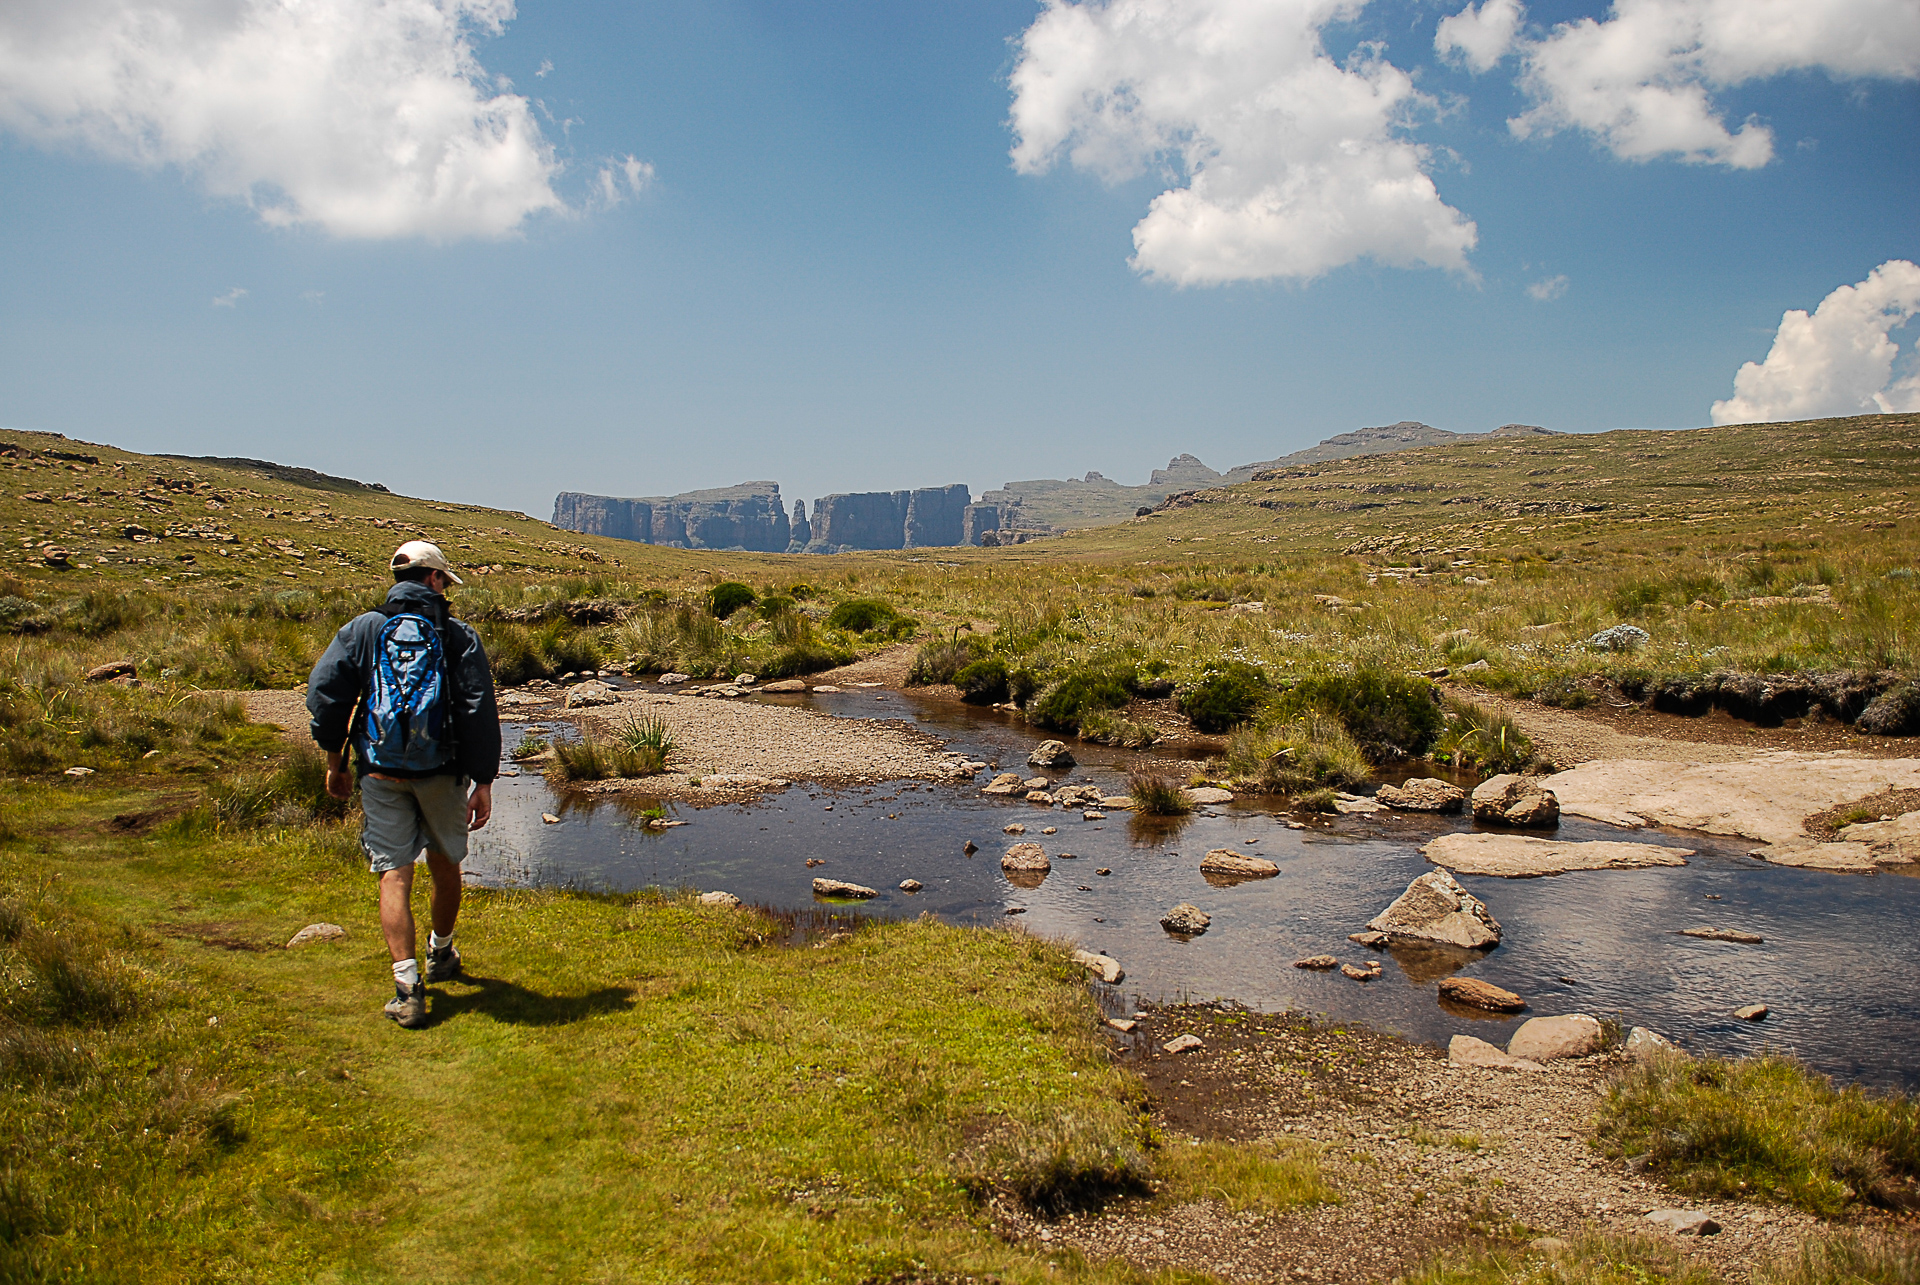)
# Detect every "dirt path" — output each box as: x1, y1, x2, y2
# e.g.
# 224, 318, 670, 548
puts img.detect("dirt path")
1005, 1008, 1841, 1285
